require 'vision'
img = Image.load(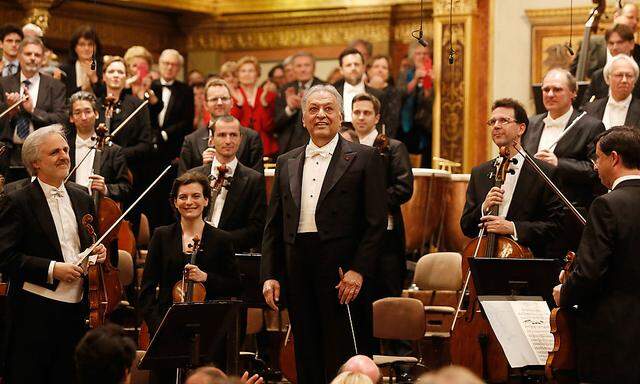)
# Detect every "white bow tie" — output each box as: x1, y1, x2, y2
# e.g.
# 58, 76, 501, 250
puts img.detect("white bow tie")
608, 99, 629, 109
50, 188, 64, 198
77, 139, 95, 150
307, 148, 331, 159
